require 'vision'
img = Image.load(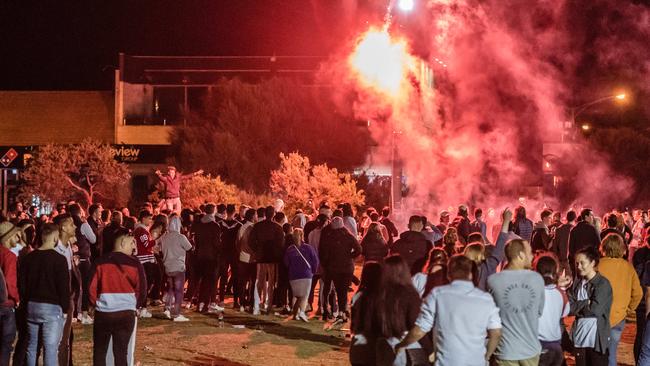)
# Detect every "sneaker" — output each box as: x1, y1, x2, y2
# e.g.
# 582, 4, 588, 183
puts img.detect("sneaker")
163, 310, 172, 319
198, 302, 206, 313
150, 300, 163, 306
239, 306, 245, 313
209, 303, 225, 312
173, 315, 190, 322
139, 309, 153, 318
81, 315, 94, 325
252, 308, 261, 316
297, 312, 309, 323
